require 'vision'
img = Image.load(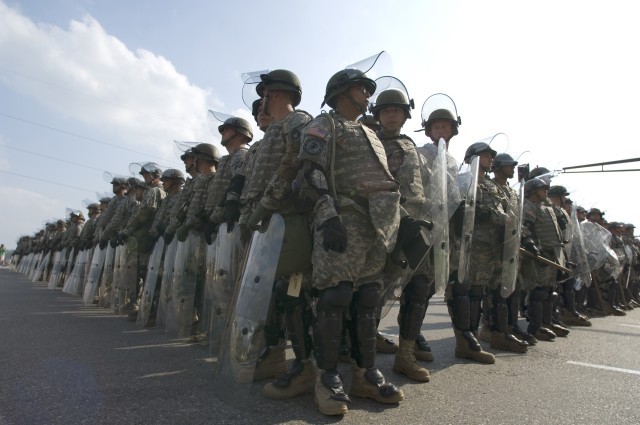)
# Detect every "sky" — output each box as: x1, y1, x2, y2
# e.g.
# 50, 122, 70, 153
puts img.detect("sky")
1, 0, 639, 248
